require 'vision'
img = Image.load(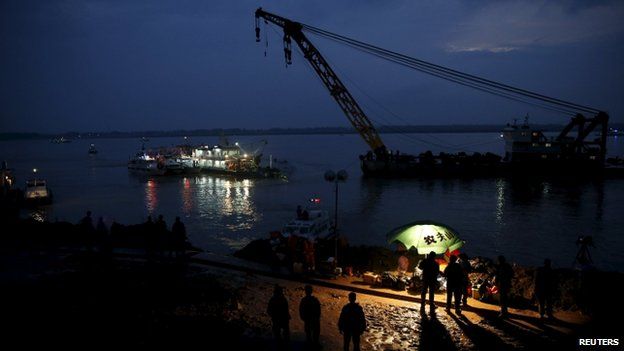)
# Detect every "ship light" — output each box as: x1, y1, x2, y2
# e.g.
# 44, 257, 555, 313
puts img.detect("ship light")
235, 142, 239, 146
500, 134, 504, 138
33, 168, 38, 173
244, 154, 248, 158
